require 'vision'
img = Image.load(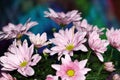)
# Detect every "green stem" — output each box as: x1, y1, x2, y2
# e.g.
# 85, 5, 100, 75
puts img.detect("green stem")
87, 51, 92, 59
86, 51, 92, 67
108, 48, 114, 61
97, 64, 104, 76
